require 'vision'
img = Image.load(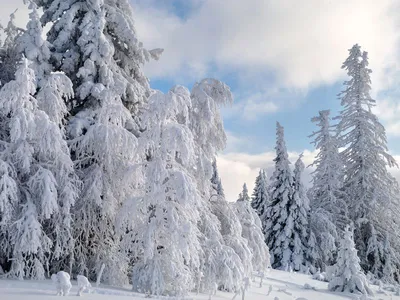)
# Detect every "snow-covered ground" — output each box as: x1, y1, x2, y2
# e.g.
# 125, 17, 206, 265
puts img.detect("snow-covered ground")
1, 269, 398, 300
